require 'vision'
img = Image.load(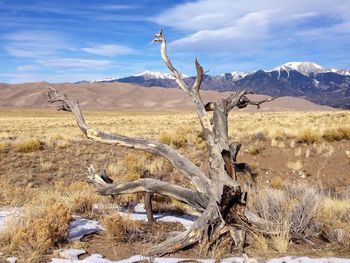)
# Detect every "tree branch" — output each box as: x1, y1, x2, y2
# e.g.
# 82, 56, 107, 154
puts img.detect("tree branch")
101, 178, 208, 211
87, 165, 207, 211
152, 30, 215, 150
192, 58, 204, 99
233, 94, 276, 110
48, 87, 211, 195
152, 30, 190, 93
